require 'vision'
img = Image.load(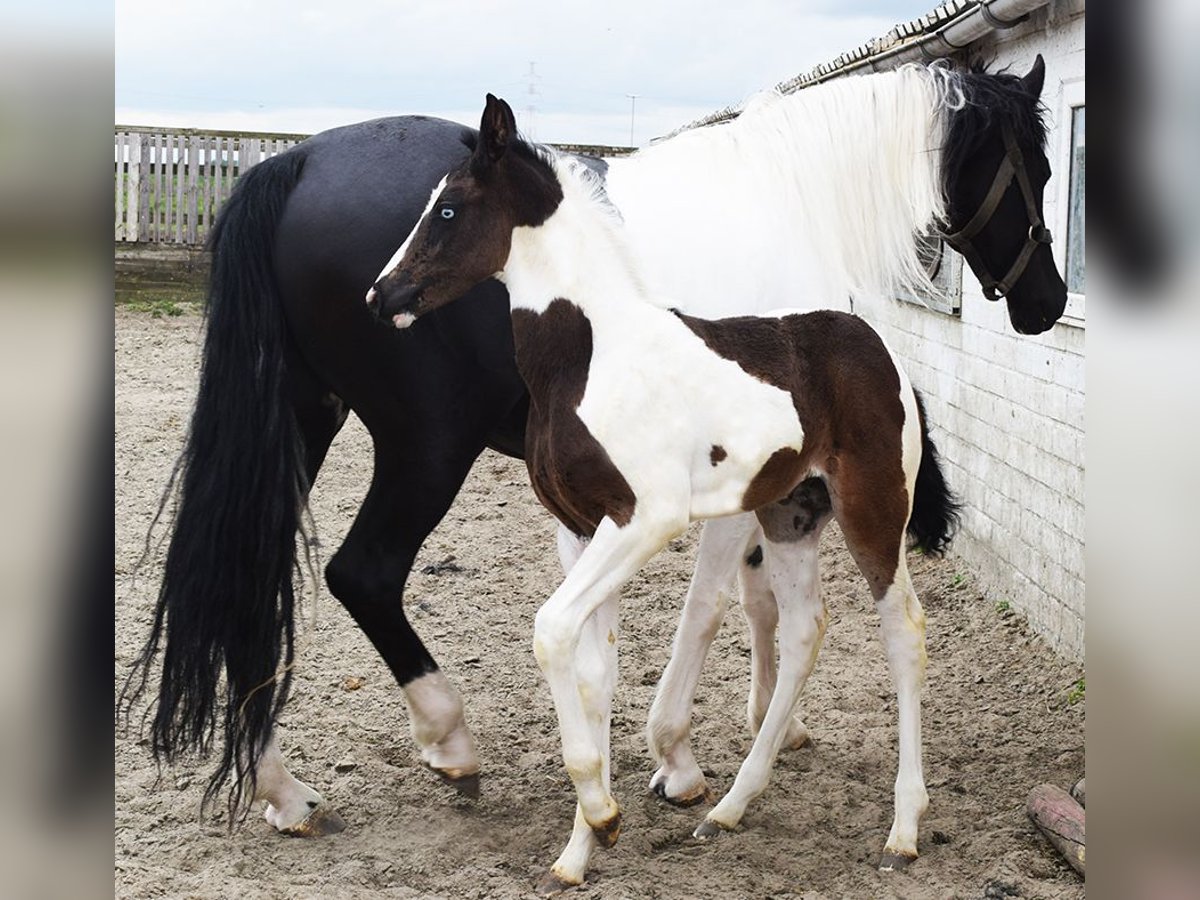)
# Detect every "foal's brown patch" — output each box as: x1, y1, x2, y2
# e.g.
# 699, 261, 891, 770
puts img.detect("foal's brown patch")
675, 310, 910, 592
742, 448, 803, 511
709, 445, 727, 466
512, 299, 636, 536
